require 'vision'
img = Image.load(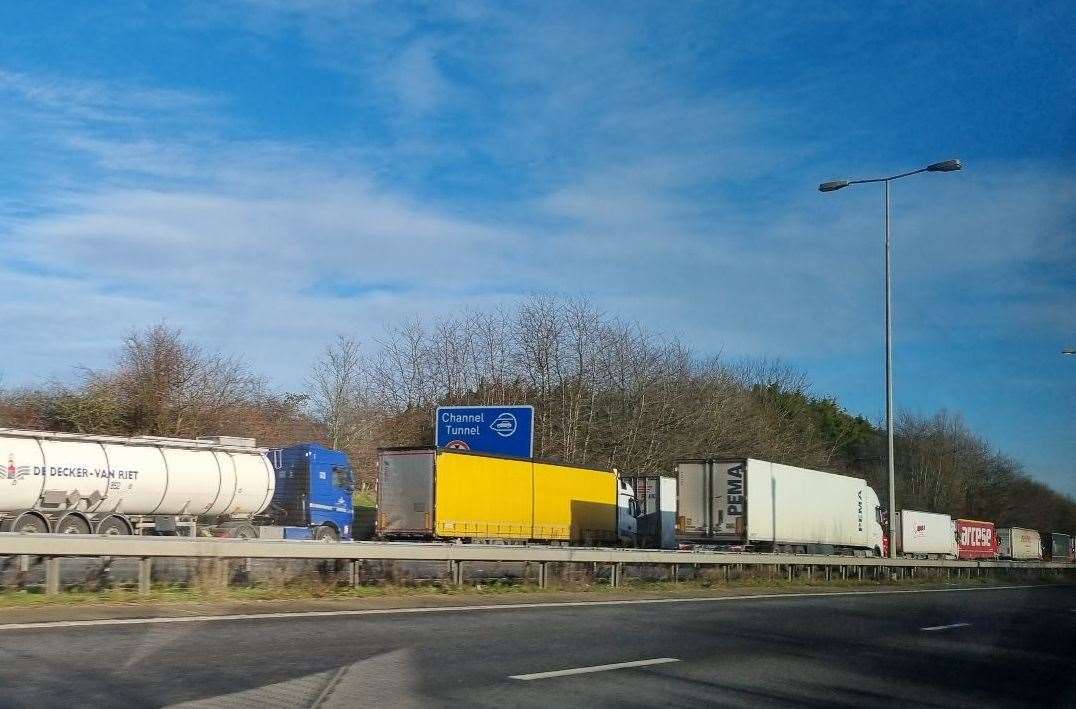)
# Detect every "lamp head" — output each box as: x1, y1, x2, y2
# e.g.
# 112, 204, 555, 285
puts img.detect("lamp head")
819, 180, 850, 192
927, 159, 962, 172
